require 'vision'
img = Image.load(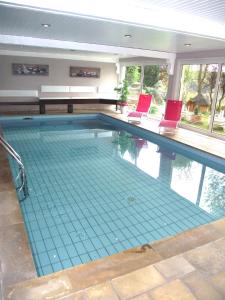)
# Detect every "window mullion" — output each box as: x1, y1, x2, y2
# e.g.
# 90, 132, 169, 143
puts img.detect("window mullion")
208, 63, 222, 133
140, 65, 144, 93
